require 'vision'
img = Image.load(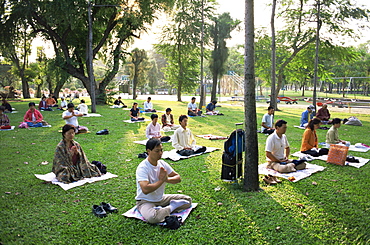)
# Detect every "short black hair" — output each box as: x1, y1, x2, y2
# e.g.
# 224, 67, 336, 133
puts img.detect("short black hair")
148, 97, 151, 100
332, 118, 341, 125
179, 115, 188, 123
118, 96, 121, 99
146, 138, 161, 151
191, 97, 196, 100
212, 100, 217, 104
67, 103, 75, 108
267, 106, 274, 111
62, 124, 76, 138
151, 113, 158, 120
166, 108, 172, 112
80, 99, 85, 103
29, 102, 36, 107
275, 119, 287, 128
